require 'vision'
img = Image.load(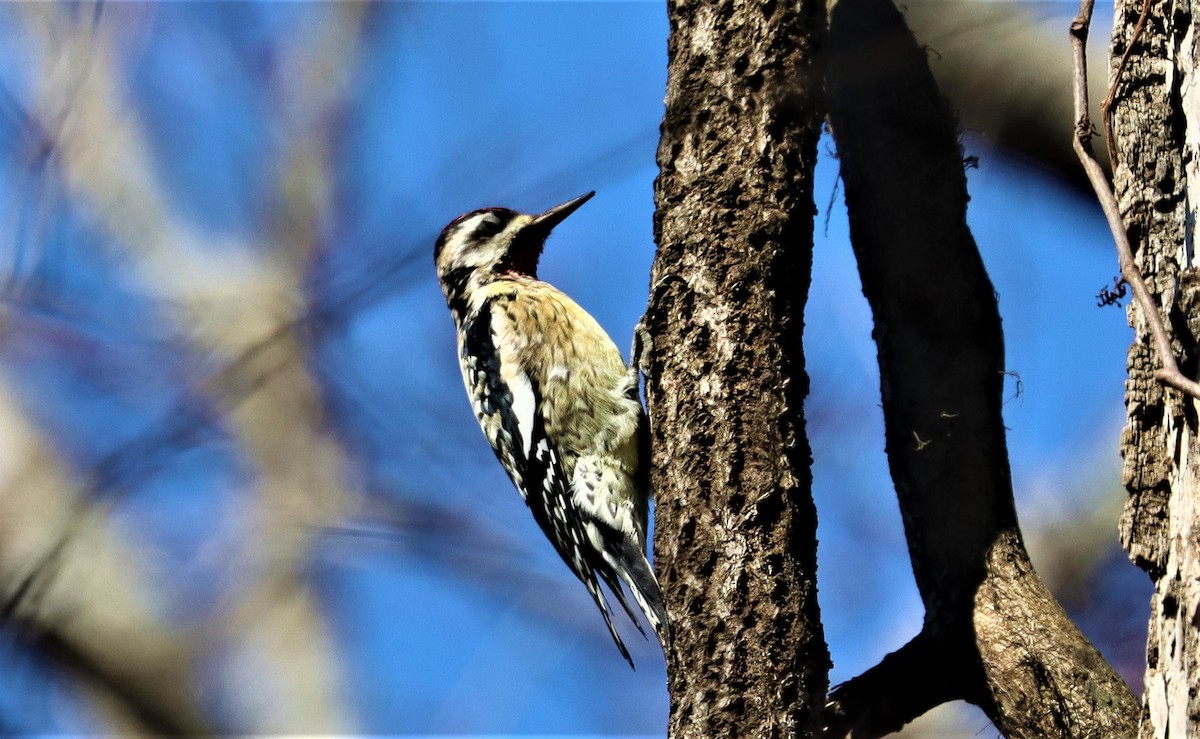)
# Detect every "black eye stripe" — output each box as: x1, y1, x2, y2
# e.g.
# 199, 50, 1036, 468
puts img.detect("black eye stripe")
435, 207, 519, 262
473, 215, 505, 239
